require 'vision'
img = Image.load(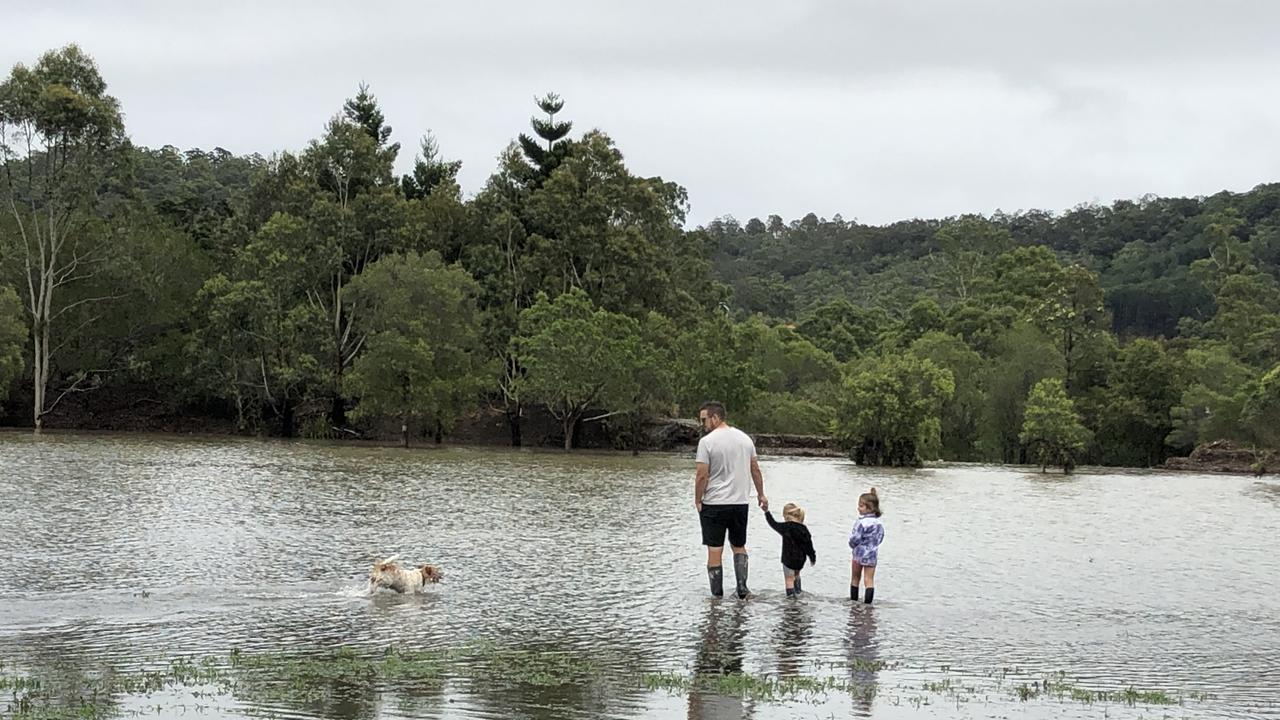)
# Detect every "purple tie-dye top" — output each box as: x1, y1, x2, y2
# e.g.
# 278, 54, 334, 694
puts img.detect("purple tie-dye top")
849, 513, 884, 565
